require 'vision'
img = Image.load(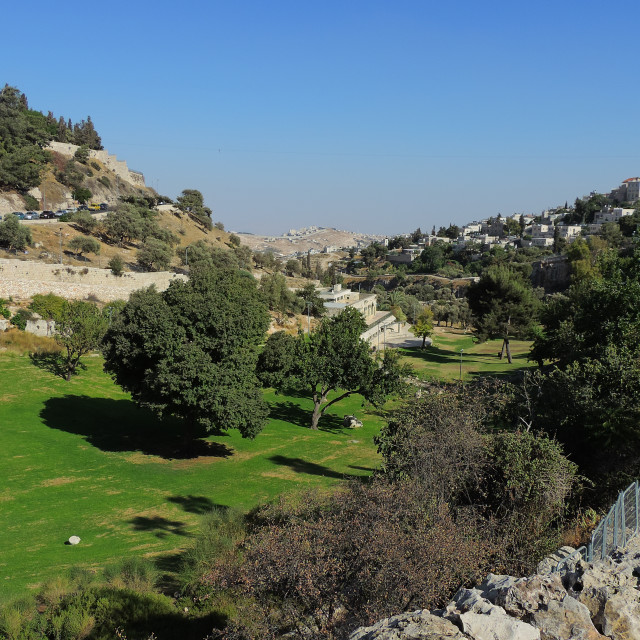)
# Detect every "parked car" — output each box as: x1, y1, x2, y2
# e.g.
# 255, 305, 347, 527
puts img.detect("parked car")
78, 205, 89, 211
40, 211, 56, 219
99, 203, 108, 211
24, 212, 39, 220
